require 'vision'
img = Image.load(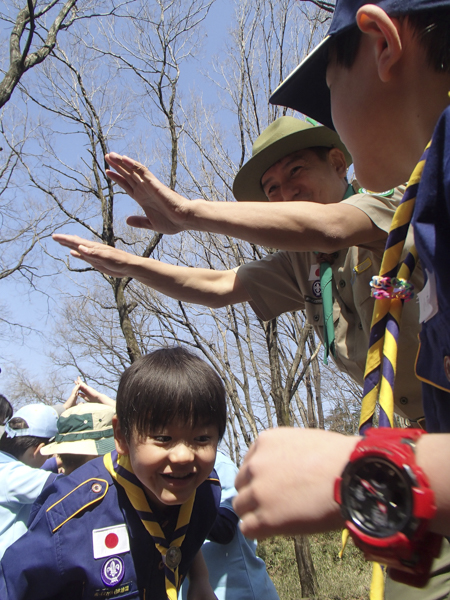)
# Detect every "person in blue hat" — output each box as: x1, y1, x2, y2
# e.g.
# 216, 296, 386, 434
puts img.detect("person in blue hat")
0, 404, 58, 558
232, 0, 450, 590
0, 347, 225, 600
